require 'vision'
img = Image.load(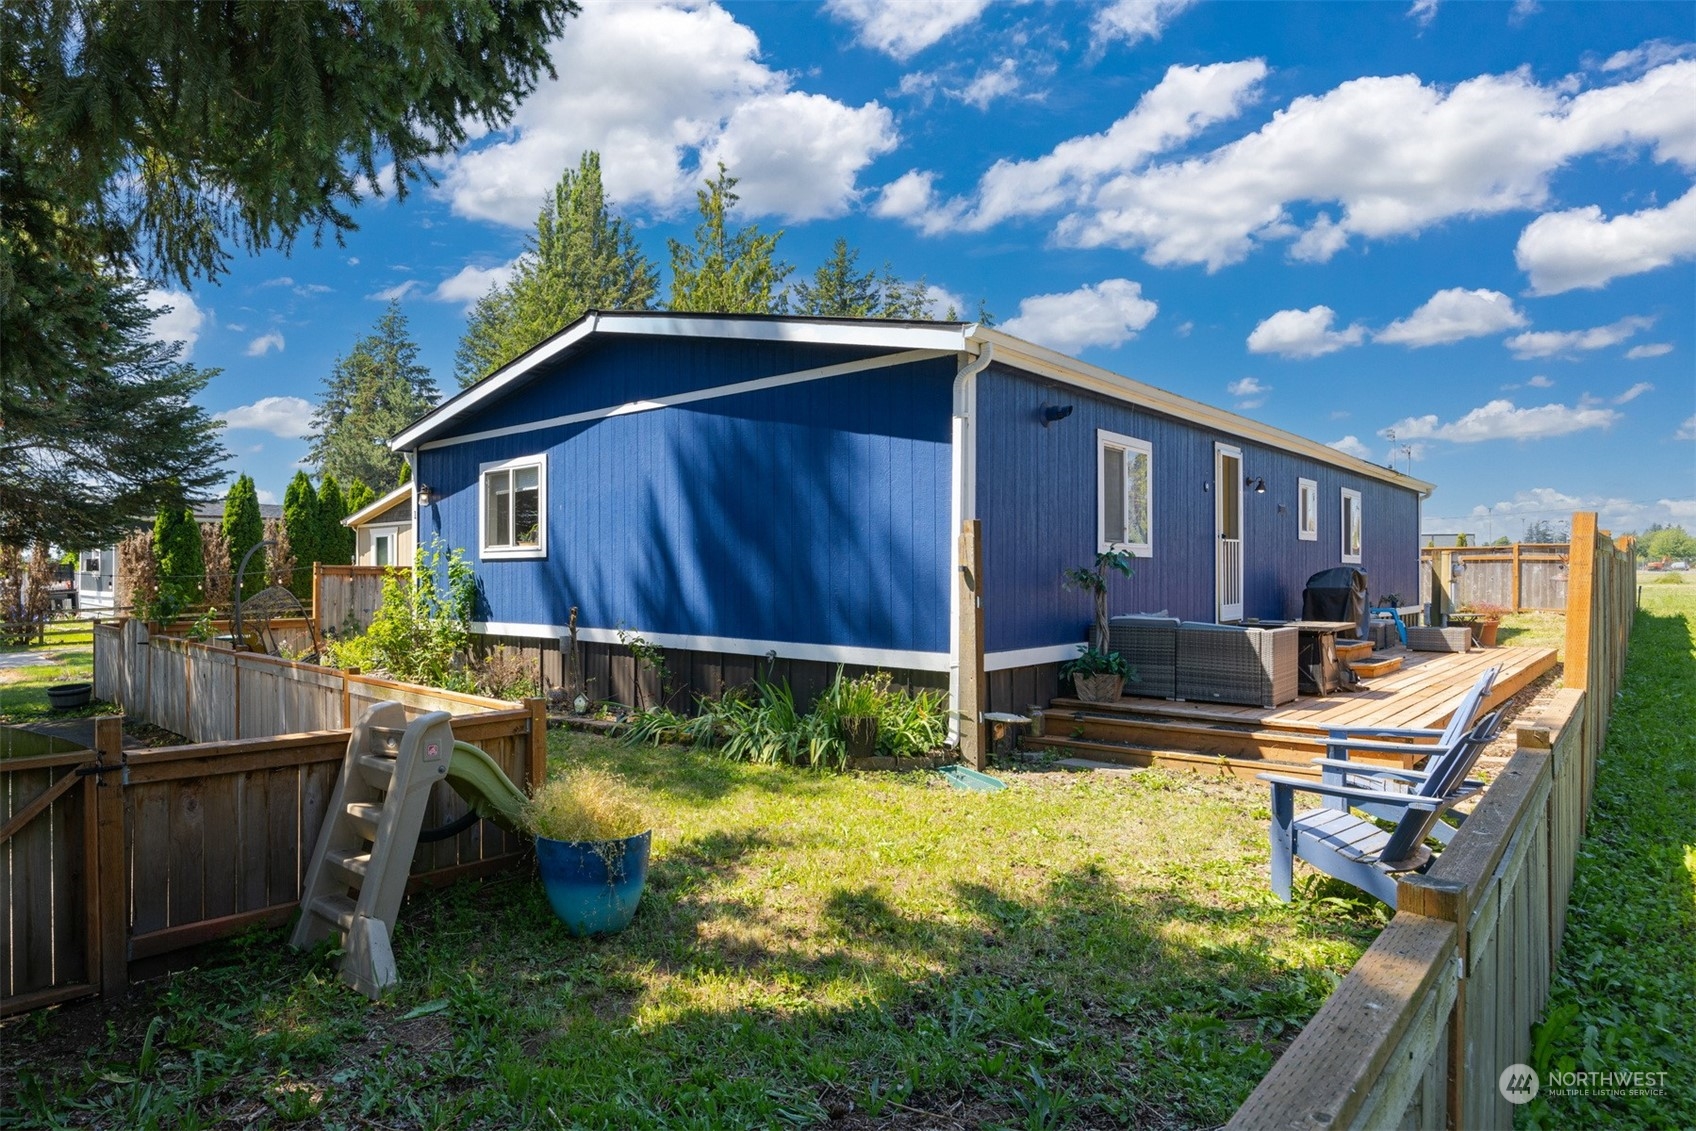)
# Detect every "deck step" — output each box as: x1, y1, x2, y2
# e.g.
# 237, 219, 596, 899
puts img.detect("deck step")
1335, 641, 1375, 662
1349, 657, 1405, 679
1025, 733, 1319, 781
